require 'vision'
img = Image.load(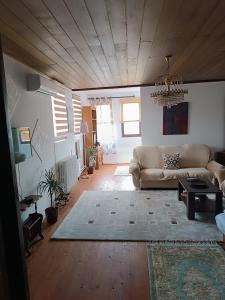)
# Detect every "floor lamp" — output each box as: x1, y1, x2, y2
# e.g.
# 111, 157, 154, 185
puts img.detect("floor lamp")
80, 121, 89, 178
